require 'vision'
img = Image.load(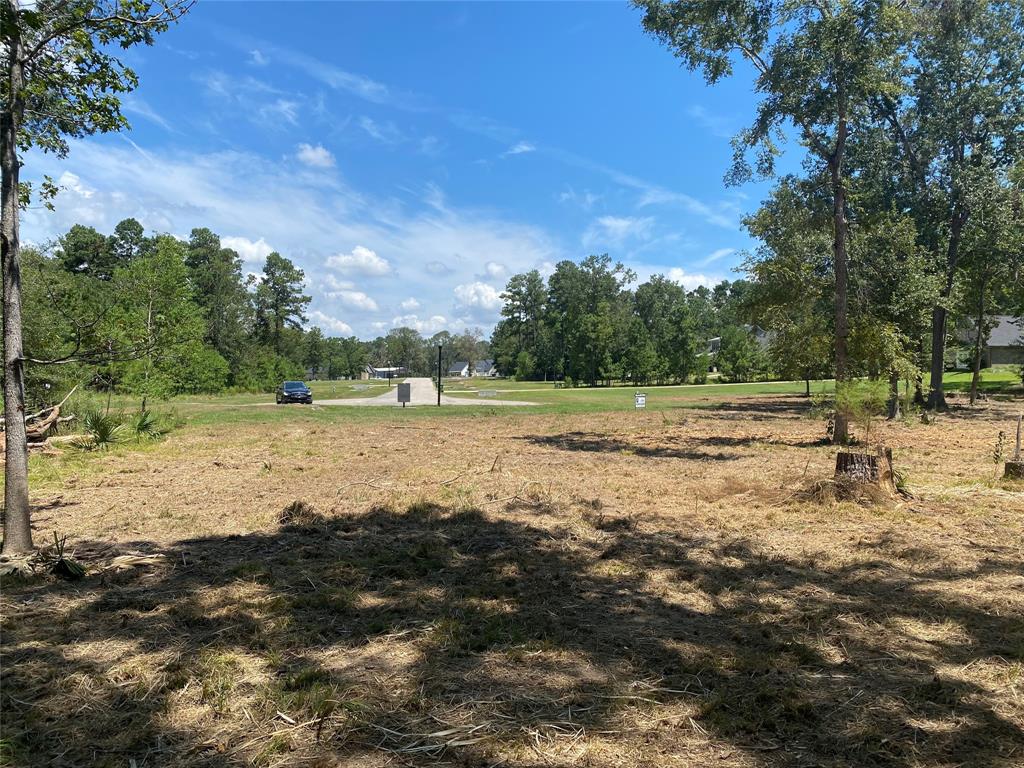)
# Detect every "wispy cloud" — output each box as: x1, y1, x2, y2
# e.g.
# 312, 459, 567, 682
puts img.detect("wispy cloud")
583, 215, 655, 249
122, 98, 177, 133
501, 140, 535, 158
558, 186, 600, 211
248, 48, 269, 66
358, 116, 404, 144
687, 105, 734, 139
700, 247, 735, 266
